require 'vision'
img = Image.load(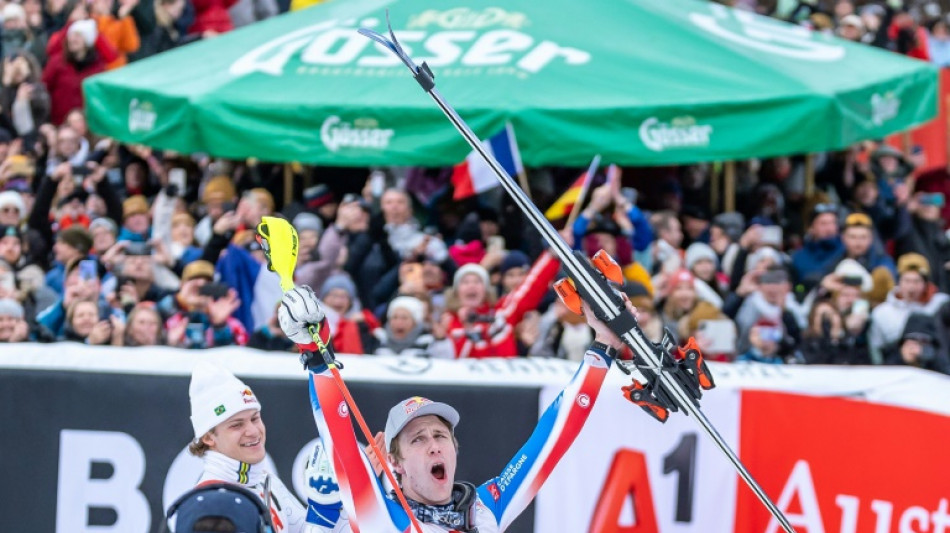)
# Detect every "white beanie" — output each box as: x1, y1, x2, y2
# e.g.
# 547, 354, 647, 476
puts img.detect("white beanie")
1, 3, 25, 23
67, 19, 98, 47
834, 258, 873, 292
388, 296, 424, 326
0, 191, 25, 217
189, 362, 261, 440
685, 242, 718, 270
453, 263, 489, 289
